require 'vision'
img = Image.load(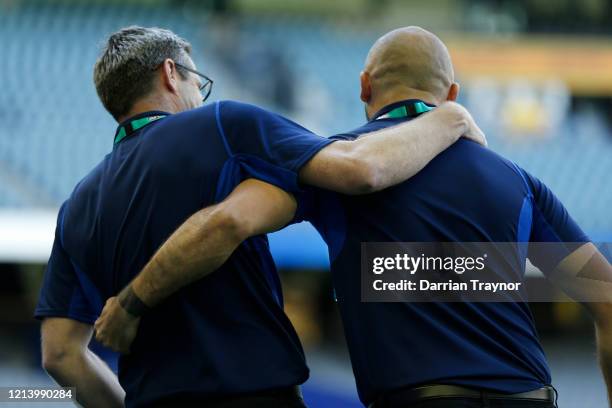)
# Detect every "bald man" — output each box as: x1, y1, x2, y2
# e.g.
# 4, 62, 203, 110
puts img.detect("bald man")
94, 27, 612, 407
360, 26, 458, 121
